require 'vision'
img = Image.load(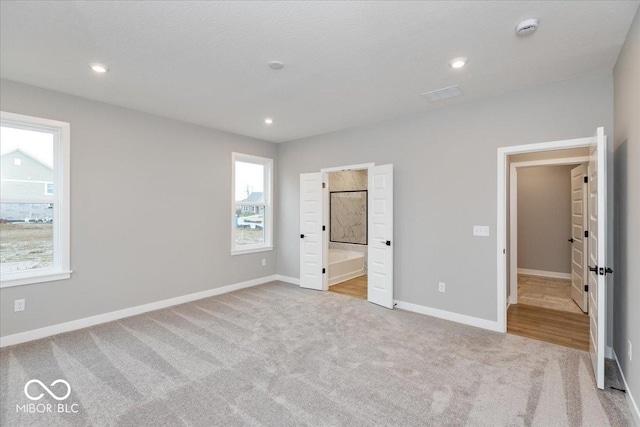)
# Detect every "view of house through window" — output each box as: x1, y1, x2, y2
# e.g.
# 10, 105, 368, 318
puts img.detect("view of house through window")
0, 126, 55, 273
232, 154, 272, 253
